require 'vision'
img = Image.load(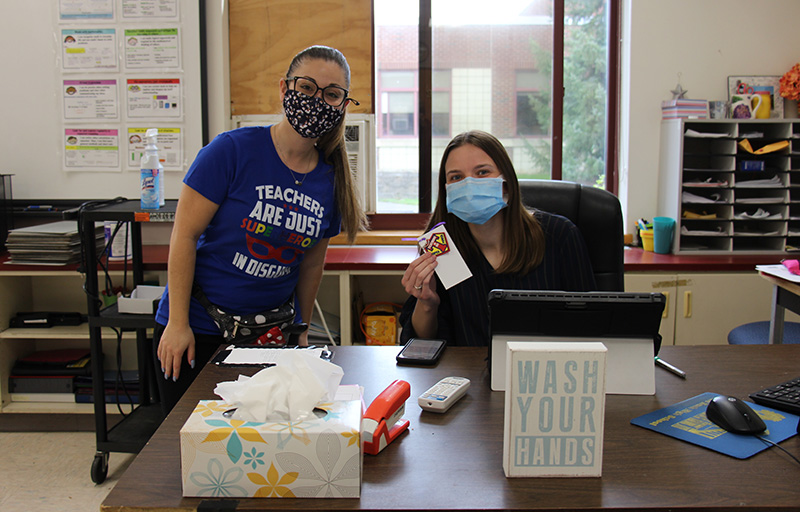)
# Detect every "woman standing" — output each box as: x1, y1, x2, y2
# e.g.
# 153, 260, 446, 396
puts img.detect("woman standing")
400, 130, 596, 346
154, 45, 366, 412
